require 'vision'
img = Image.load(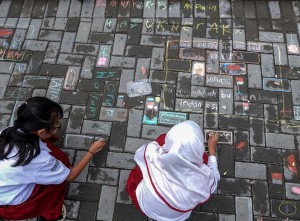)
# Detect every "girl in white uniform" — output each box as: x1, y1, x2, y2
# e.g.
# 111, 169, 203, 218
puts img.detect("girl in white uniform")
0, 97, 105, 221
126, 120, 220, 221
